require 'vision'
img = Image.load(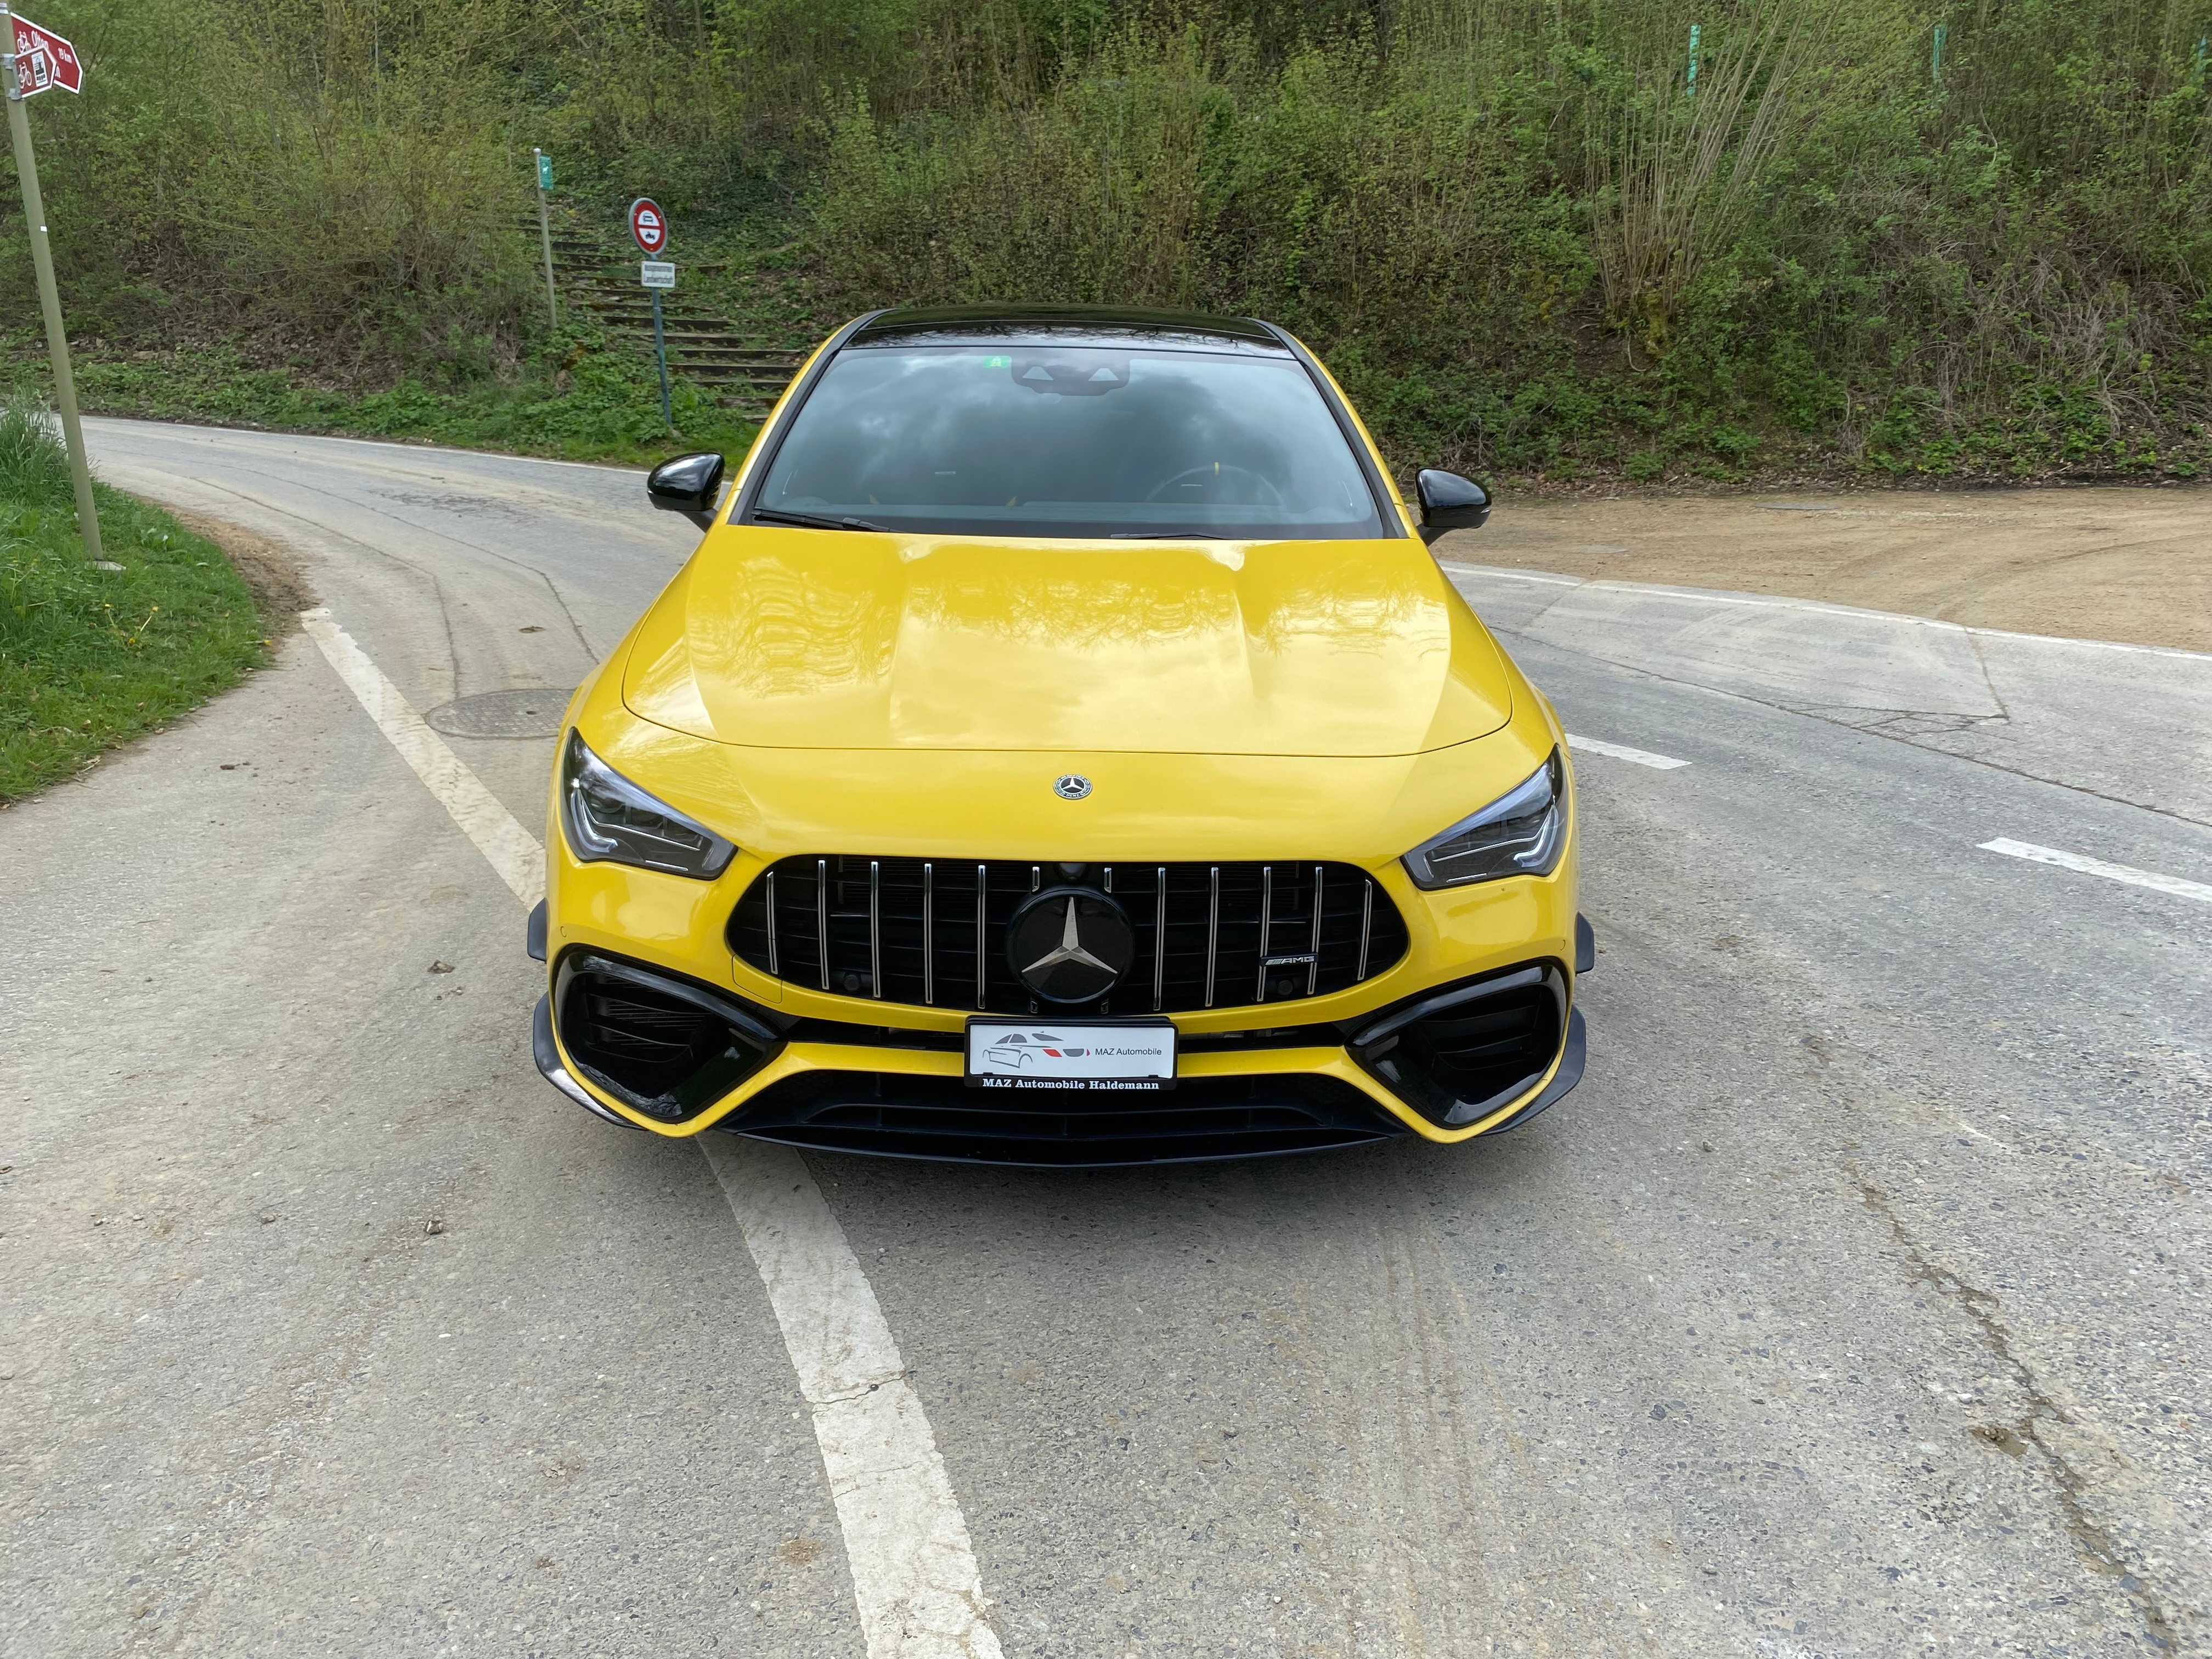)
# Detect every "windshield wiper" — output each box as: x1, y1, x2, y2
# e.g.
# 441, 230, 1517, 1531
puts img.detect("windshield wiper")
1109, 530, 1232, 539
750, 508, 889, 533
